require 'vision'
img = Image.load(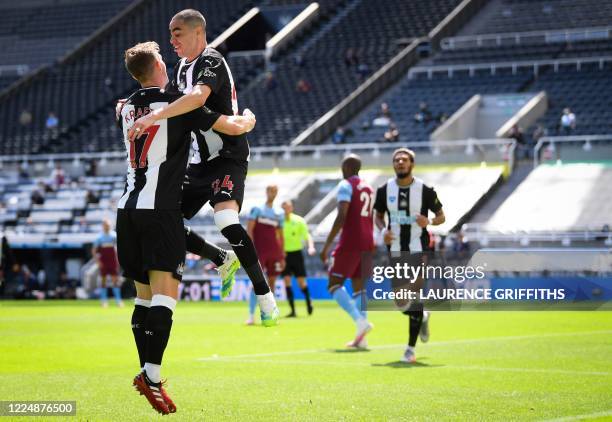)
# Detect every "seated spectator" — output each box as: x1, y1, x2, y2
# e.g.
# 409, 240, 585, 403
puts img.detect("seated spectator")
50, 163, 65, 187
361, 119, 371, 131
104, 76, 114, 95
86, 159, 98, 177
356, 63, 370, 79
264, 72, 277, 91
508, 124, 529, 160
45, 112, 59, 132
42, 181, 55, 193
56, 272, 76, 299
19, 109, 32, 127
508, 124, 525, 145
86, 190, 100, 205
30, 189, 45, 206
382, 123, 400, 143
293, 54, 304, 67
332, 127, 346, 144
373, 103, 392, 126
344, 47, 359, 67
559, 108, 576, 135
437, 112, 448, 125
18, 162, 30, 181
414, 102, 433, 125
451, 231, 470, 260
532, 124, 547, 143
296, 78, 312, 94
